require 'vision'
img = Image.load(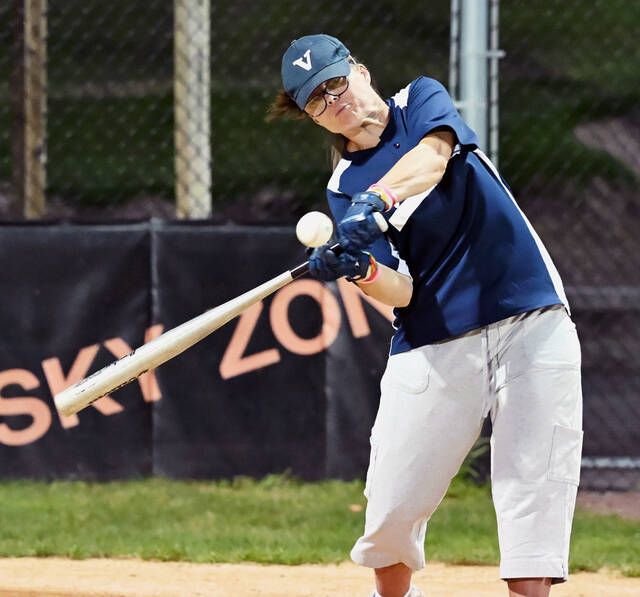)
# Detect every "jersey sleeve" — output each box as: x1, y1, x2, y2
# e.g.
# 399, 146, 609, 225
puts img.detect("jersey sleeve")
407, 77, 478, 148
327, 188, 400, 271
